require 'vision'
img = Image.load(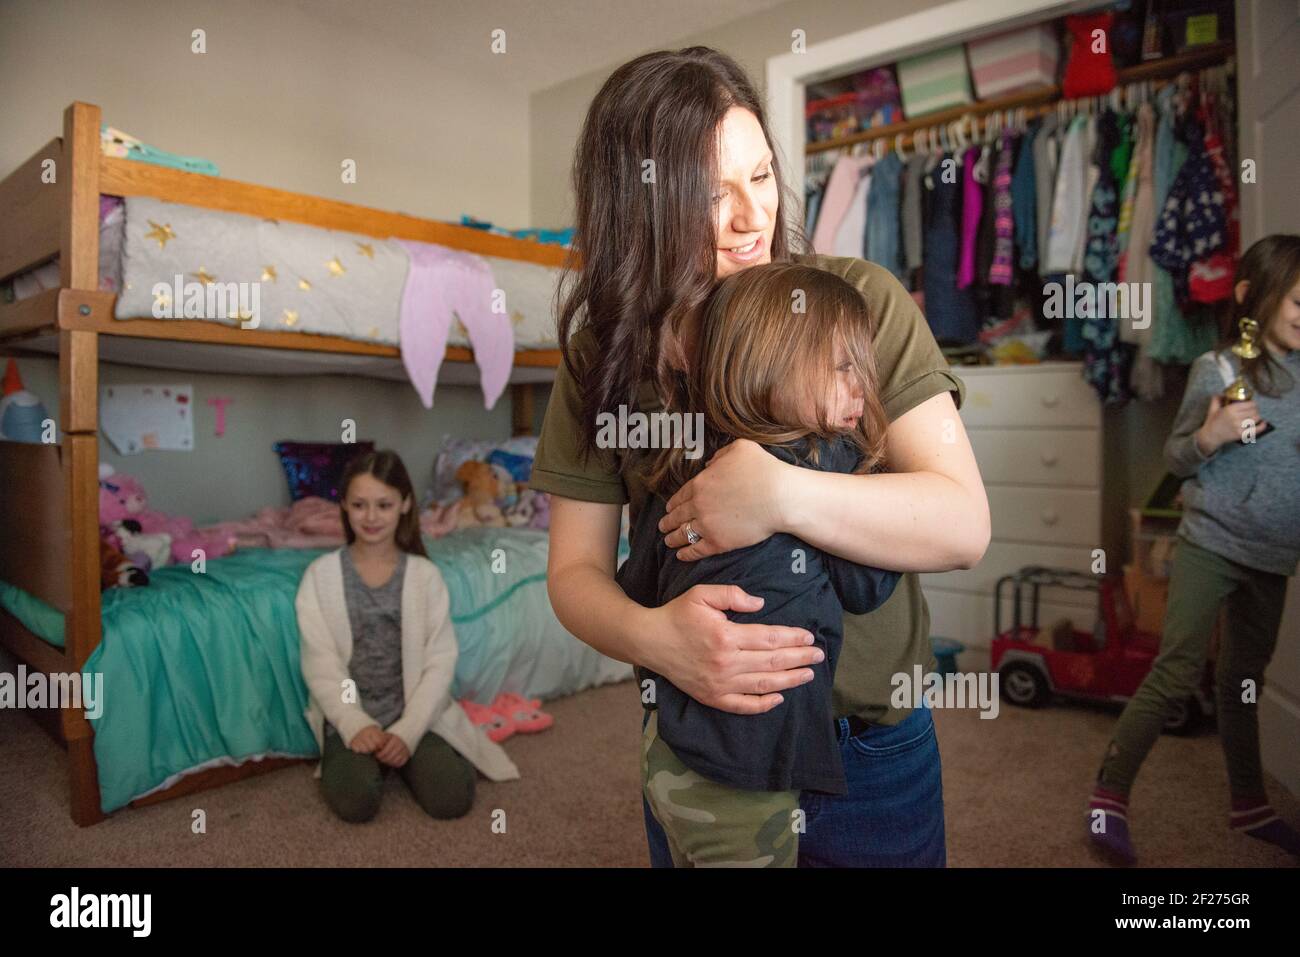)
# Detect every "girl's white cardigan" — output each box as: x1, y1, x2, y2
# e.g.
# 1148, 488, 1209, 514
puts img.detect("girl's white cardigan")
296, 549, 519, 782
